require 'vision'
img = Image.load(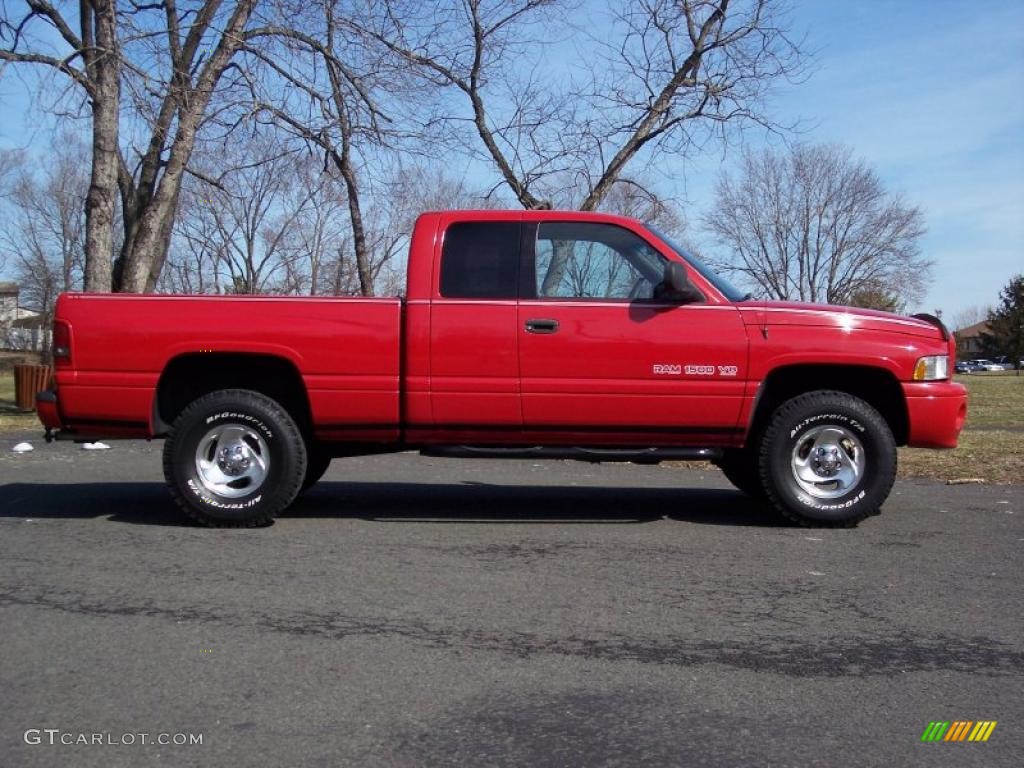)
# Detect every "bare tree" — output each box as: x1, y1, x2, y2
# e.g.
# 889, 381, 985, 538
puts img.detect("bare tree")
357, 0, 803, 211
351, 0, 561, 208
241, 0, 395, 295
950, 305, 991, 333
175, 138, 316, 293
273, 158, 352, 295
3, 0, 807, 297
0, 148, 22, 197
704, 143, 930, 308
284, 161, 502, 297
593, 181, 687, 236
162, 187, 225, 294
0, 148, 24, 275
0, 136, 88, 353
1, 0, 259, 292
